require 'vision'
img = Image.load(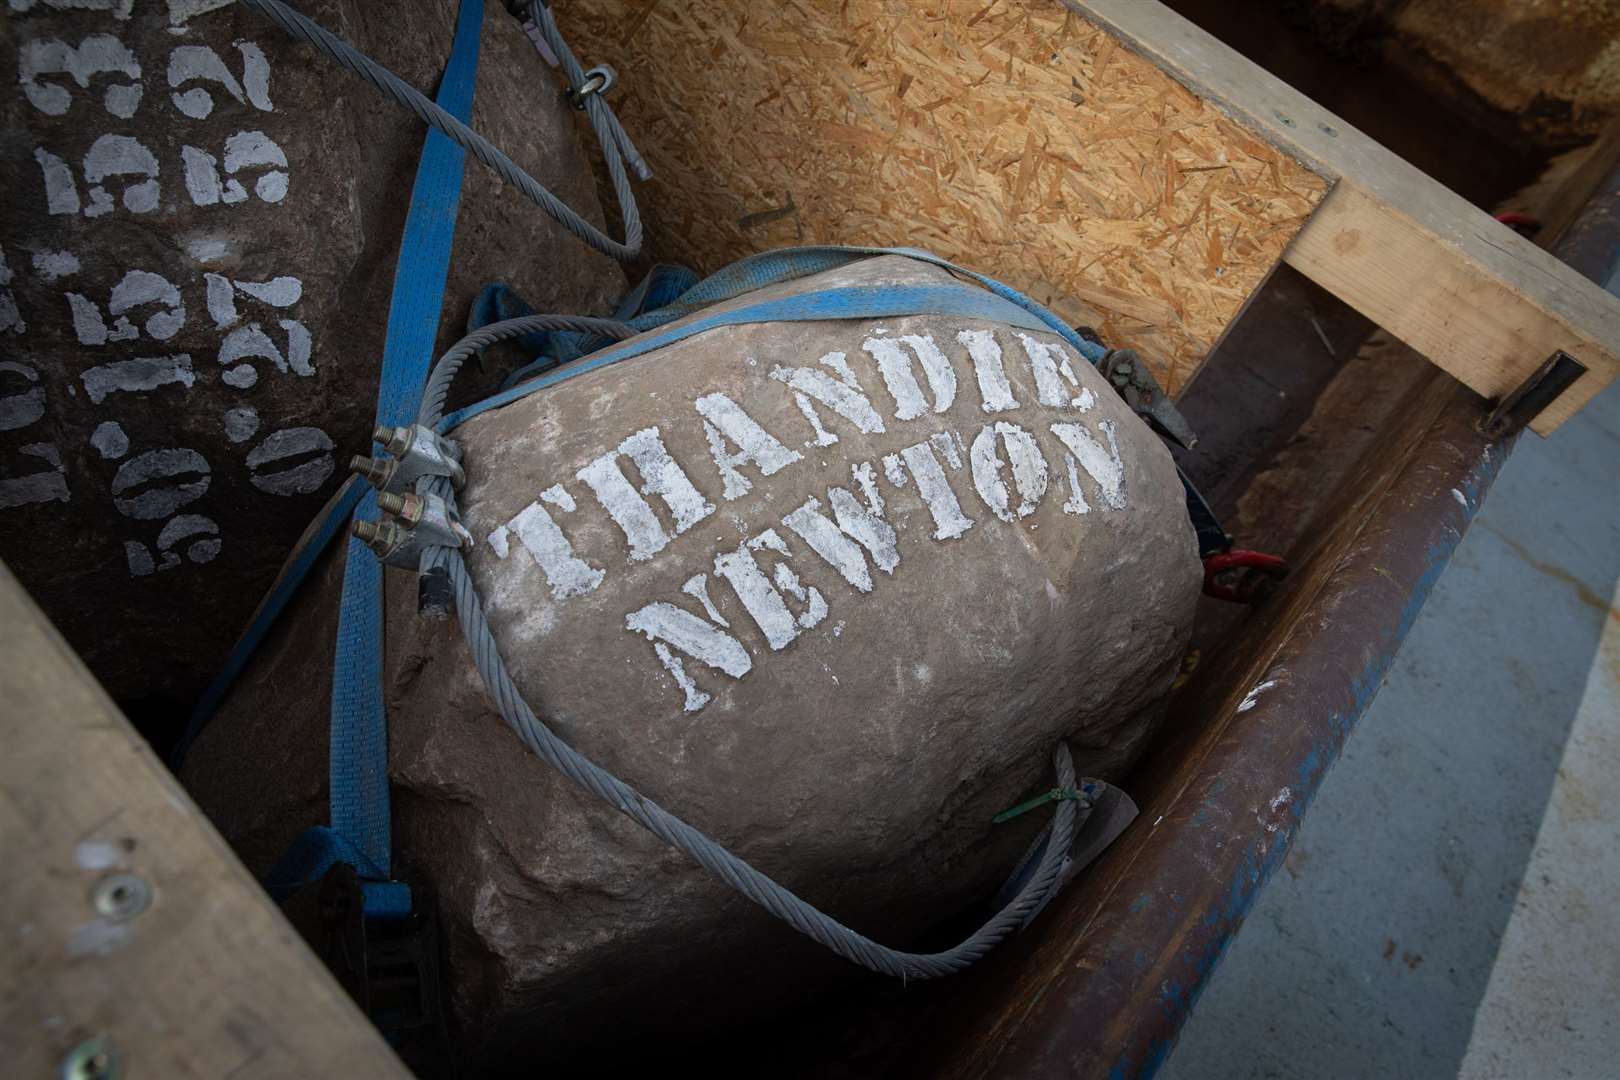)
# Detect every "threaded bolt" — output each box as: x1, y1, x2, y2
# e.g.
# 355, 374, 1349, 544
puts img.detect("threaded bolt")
352, 518, 401, 556
376, 492, 408, 517
374, 424, 413, 457
349, 454, 393, 489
